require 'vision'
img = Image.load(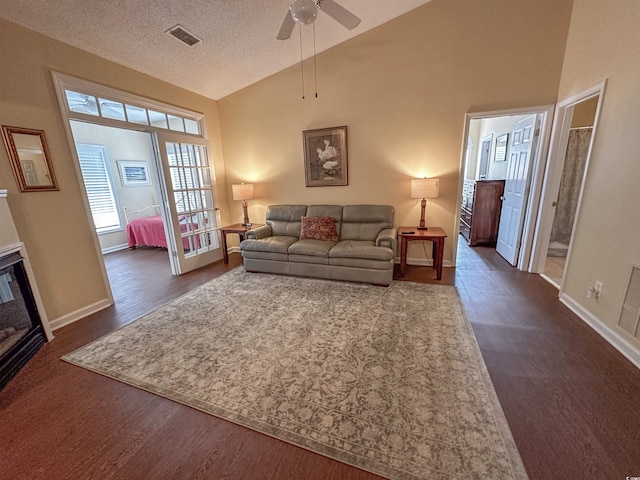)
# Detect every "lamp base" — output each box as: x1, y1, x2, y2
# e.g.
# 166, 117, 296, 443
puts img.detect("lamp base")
417, 226, 429, 230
